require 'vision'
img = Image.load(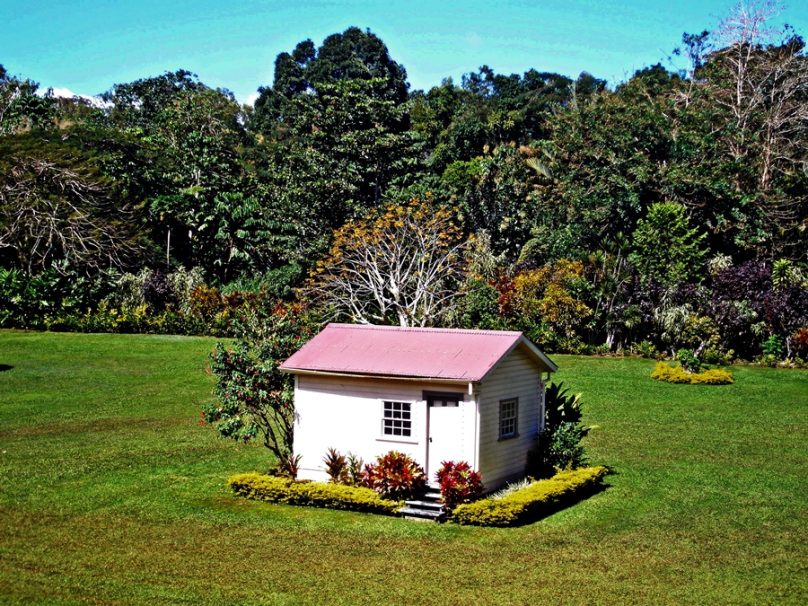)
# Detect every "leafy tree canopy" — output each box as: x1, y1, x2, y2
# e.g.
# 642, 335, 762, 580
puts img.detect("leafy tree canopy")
251, 27, 409, 136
